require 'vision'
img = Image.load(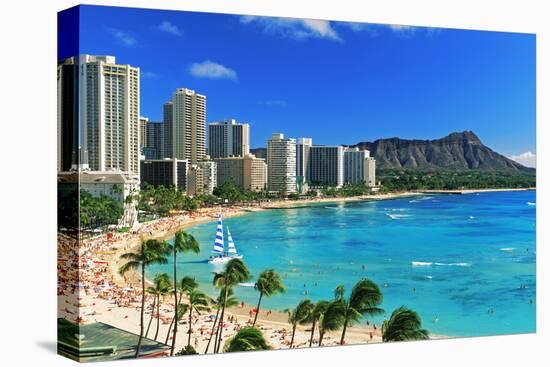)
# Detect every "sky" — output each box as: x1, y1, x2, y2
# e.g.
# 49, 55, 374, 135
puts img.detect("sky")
68, 5, 536, 166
